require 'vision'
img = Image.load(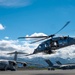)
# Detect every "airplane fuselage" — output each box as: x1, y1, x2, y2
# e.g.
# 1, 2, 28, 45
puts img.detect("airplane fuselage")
0, 59, 16, 71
